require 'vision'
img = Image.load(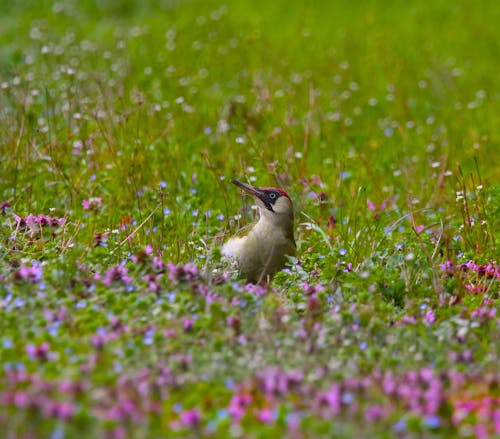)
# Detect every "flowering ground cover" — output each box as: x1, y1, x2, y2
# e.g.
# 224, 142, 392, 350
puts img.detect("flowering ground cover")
0, 0, 499, 437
